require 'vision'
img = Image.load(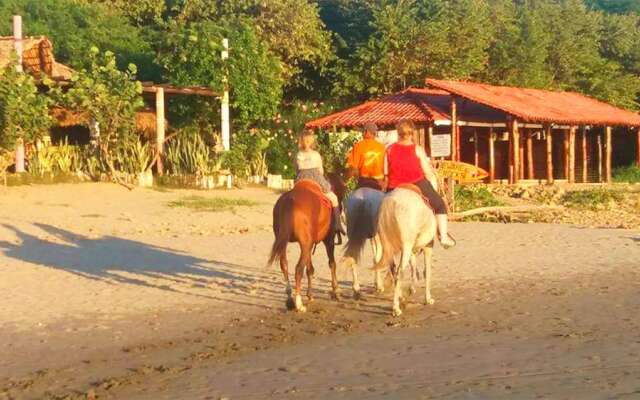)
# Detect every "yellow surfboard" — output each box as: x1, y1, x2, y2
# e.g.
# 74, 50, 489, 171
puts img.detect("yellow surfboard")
432, 160, 488, 182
